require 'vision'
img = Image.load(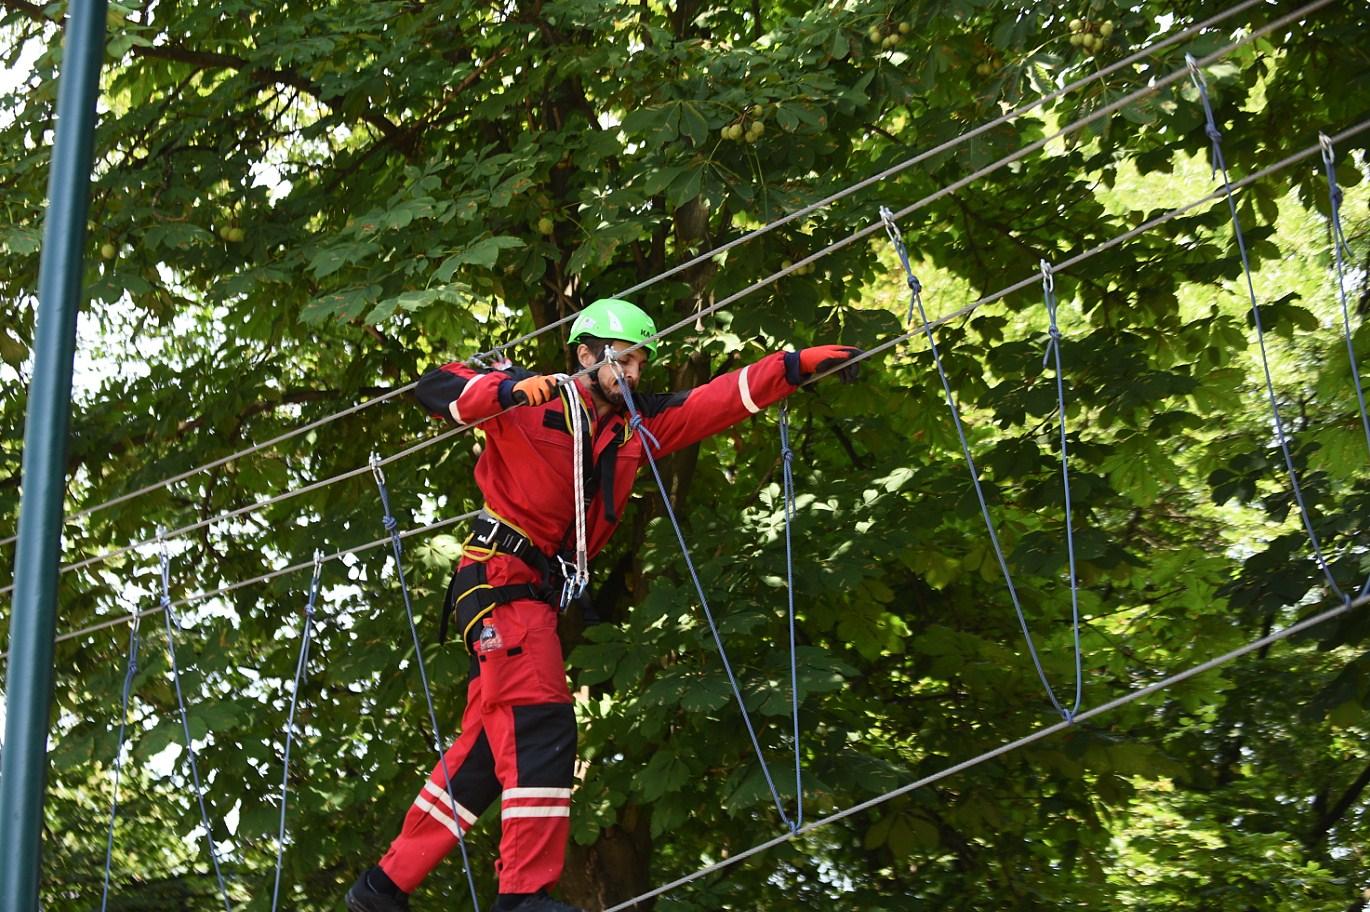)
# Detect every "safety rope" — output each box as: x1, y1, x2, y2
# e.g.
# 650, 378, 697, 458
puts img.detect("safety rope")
5, 0, 1328, 588
270, 550, 324, 912
36, 509, 480, 655
778, 401, 804, 827
561, 380, 591, 605
608, 357, 795, 832
18, 120, 1370, 660
878, 208, 1083, 720
98, 604, 142, 912
21, 118, 1370, 662
1319, 134, 1370, 466
157, 529, 233, 911
473, 0, 1285, 363
4, 0, 1278, 557
369, 456, 482, 912
1187, 55, 1348, 603
602, 587, 1370, 912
